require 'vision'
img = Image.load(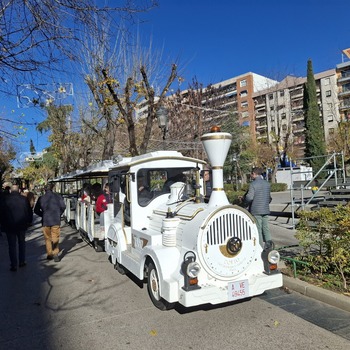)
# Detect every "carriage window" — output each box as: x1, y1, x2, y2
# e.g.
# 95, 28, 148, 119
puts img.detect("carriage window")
137, 168, 197, 207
